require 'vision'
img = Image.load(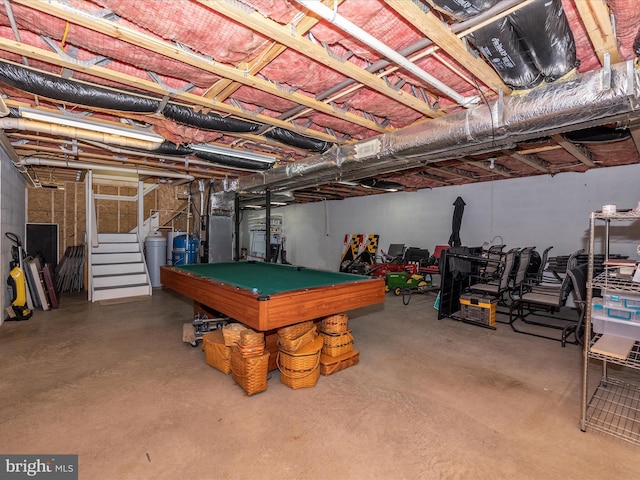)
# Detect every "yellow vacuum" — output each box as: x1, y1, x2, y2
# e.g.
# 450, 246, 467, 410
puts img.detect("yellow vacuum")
5, 232, 32, 321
